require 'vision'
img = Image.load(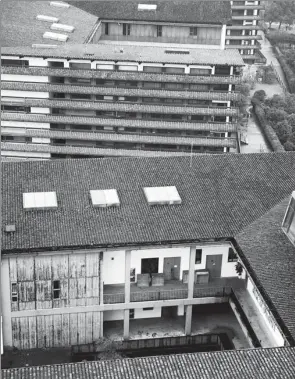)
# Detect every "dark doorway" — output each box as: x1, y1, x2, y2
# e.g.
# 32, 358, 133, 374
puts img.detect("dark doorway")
141, 258, 159, 275
163, 257, 181, 280
205, 255, 222, 278
162, 306, 178, 319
